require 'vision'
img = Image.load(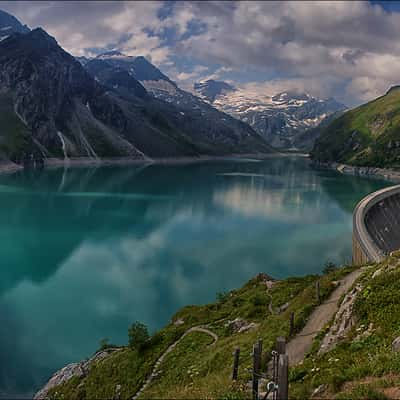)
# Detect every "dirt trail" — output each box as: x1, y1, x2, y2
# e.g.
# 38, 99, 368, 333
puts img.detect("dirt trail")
286, 269, 364, 366
132, 326, 217, 399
